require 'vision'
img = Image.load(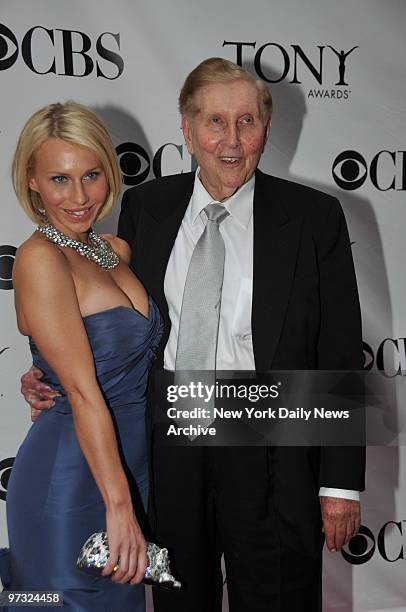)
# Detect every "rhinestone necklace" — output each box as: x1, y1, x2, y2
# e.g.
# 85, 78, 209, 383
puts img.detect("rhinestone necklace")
37, 223, 119, 270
